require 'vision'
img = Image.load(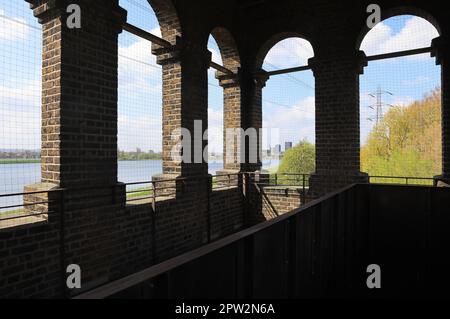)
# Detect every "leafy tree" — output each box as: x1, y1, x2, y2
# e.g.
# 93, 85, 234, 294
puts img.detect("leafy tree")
361, 88, 442, 178
277, 140, 315, 175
